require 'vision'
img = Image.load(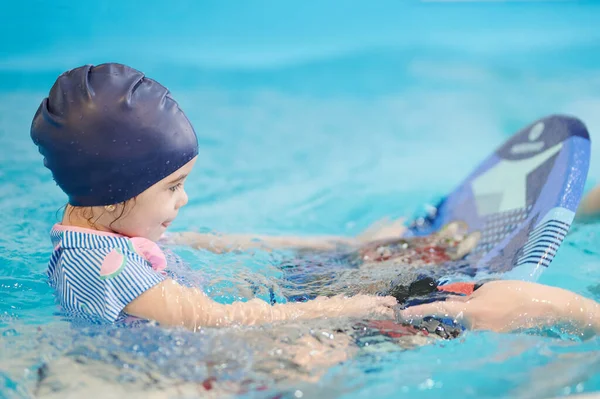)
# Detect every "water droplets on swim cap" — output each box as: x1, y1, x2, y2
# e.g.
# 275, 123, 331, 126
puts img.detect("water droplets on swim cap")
30, 63, 199, 206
